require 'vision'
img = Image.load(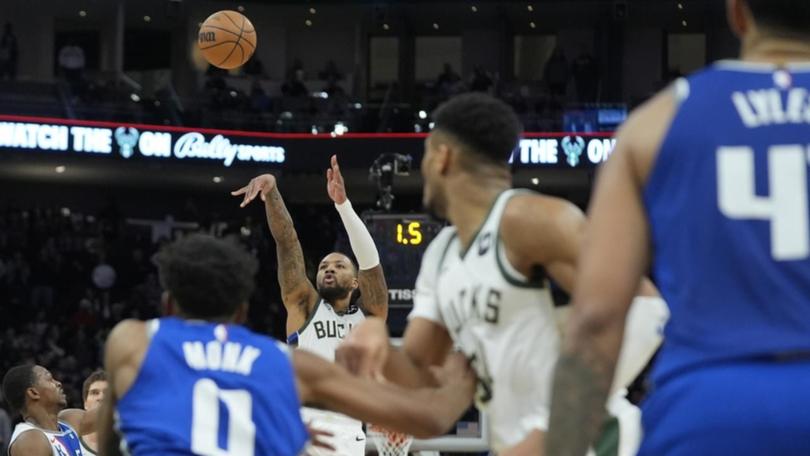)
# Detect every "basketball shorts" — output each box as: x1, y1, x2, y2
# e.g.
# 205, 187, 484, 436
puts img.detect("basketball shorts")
301, 408, 365, 456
